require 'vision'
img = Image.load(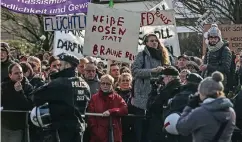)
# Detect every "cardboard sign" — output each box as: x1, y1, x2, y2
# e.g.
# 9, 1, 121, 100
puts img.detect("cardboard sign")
140, 10, 175, 26
138, 25, 180, 56
203, 24, 242, 54
53, 30, 84, 59
44, 15, 86, 31
84, 3, 140, 63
